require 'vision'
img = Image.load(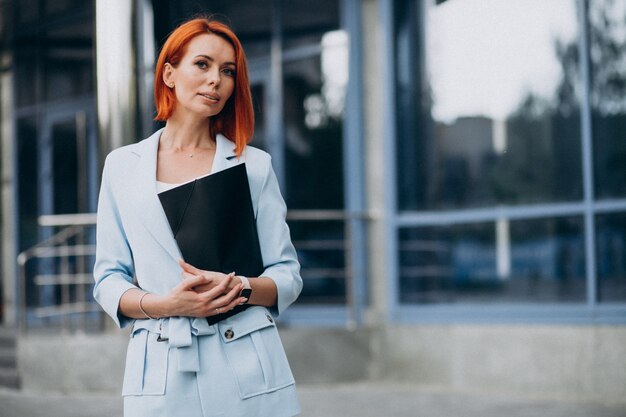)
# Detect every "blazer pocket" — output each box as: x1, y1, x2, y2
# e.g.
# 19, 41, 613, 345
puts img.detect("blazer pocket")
122, 329, 169, 396
219, 307, 295, 399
